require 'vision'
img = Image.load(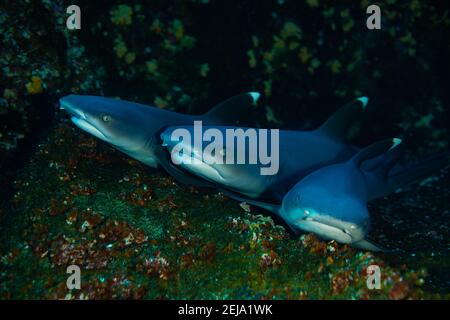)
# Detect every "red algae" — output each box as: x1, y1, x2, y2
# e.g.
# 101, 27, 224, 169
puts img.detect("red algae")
0, 121, 446, 299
